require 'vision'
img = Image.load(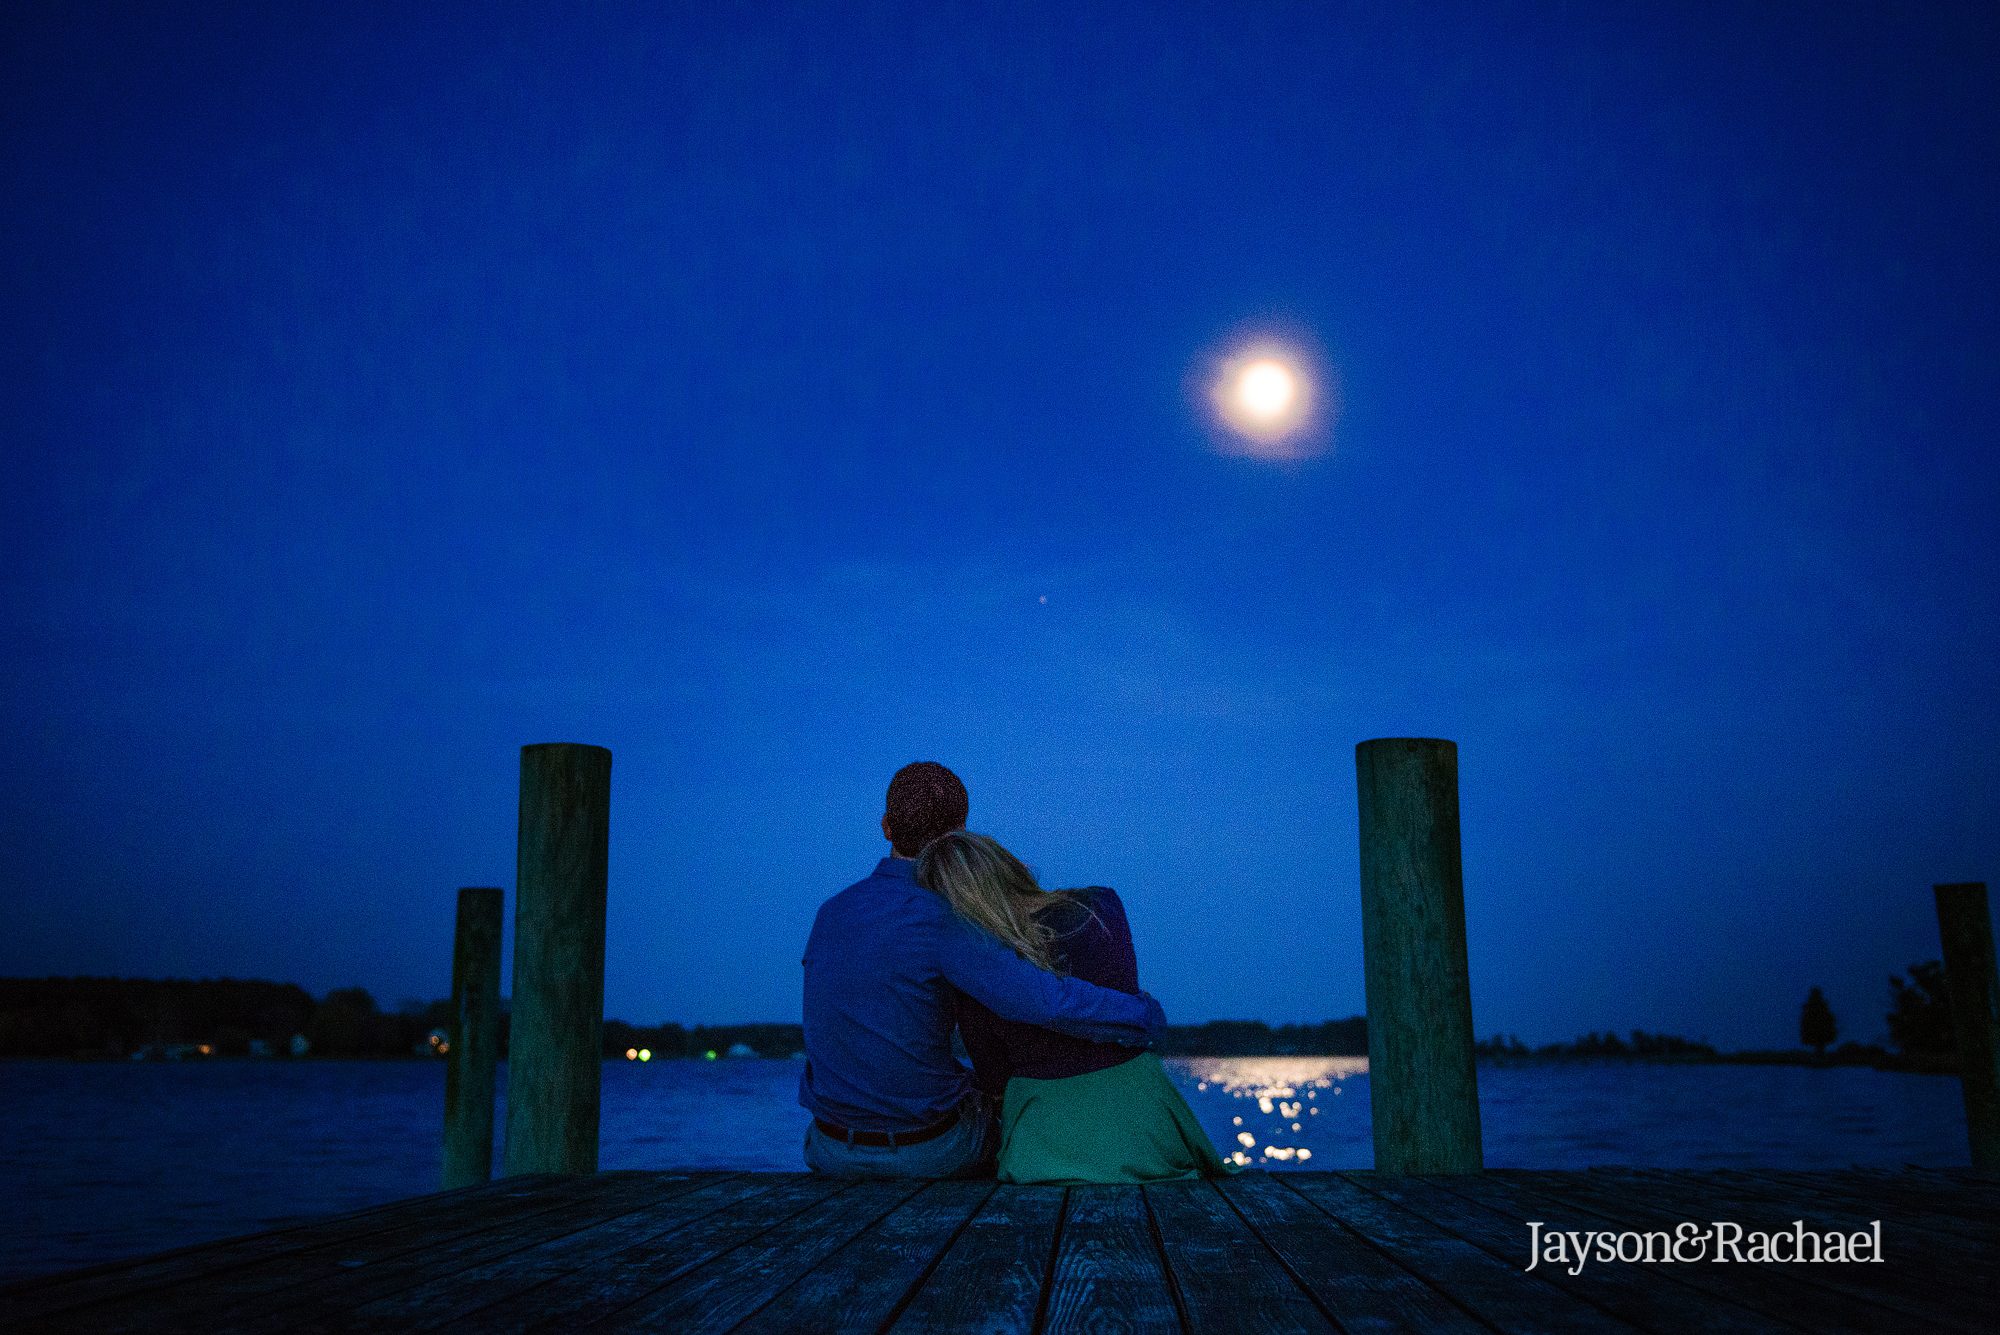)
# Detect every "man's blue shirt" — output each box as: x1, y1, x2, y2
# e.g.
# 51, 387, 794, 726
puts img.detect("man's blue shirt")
799, 856, 1167, 1131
